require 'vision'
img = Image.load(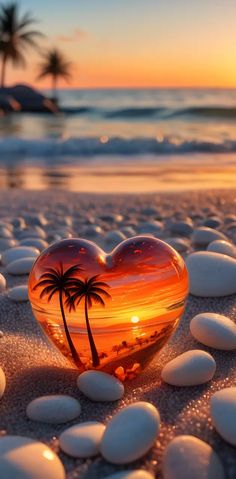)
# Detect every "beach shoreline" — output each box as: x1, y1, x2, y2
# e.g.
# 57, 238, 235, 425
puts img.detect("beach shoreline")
1, 152, 236, 192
